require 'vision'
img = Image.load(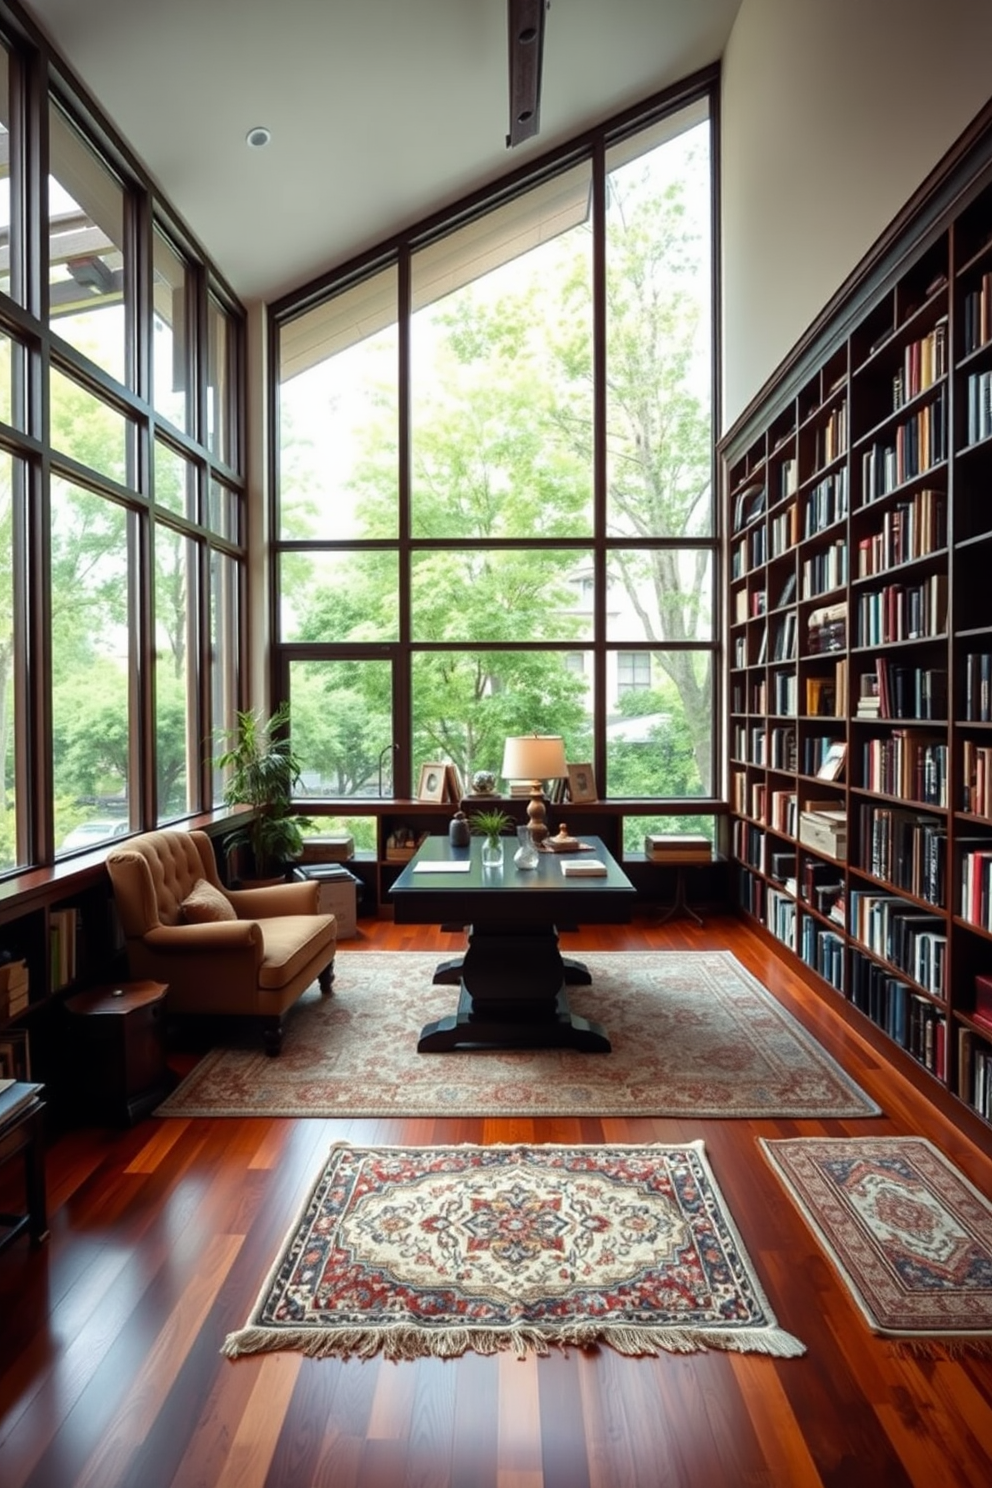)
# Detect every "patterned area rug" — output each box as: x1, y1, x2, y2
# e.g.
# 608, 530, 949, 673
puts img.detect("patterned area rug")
158, 951, 879, 1119
760, 1136, 992, 1355
223, 1141, 805, 1362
